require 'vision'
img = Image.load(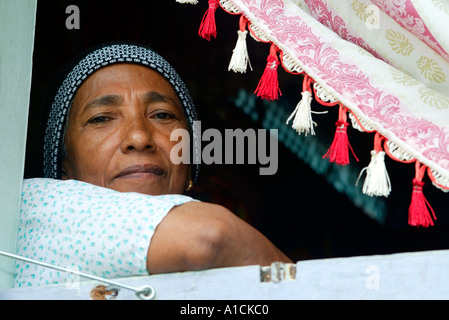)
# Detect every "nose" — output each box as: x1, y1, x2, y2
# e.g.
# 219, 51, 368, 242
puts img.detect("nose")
120, 115, 156, 154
